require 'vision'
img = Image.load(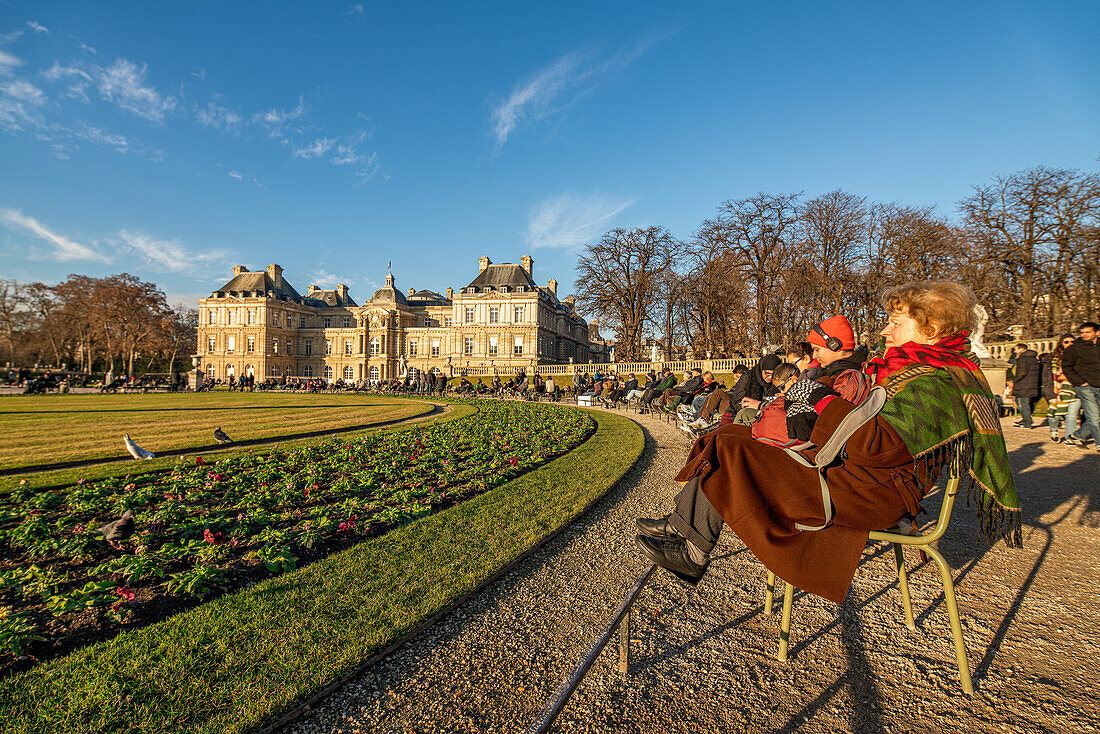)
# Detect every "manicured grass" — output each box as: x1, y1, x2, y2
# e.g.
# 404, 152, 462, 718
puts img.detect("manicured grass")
0, 403, 474, 495
0, 394, 430, 470
0, 409, 642, 734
